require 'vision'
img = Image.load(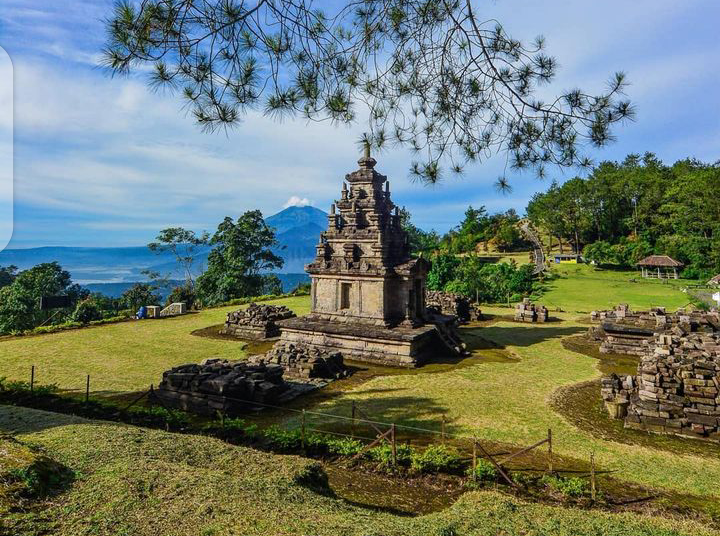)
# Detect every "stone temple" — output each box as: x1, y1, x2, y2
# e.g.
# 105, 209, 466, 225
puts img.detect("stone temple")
276, 151, 464, 367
